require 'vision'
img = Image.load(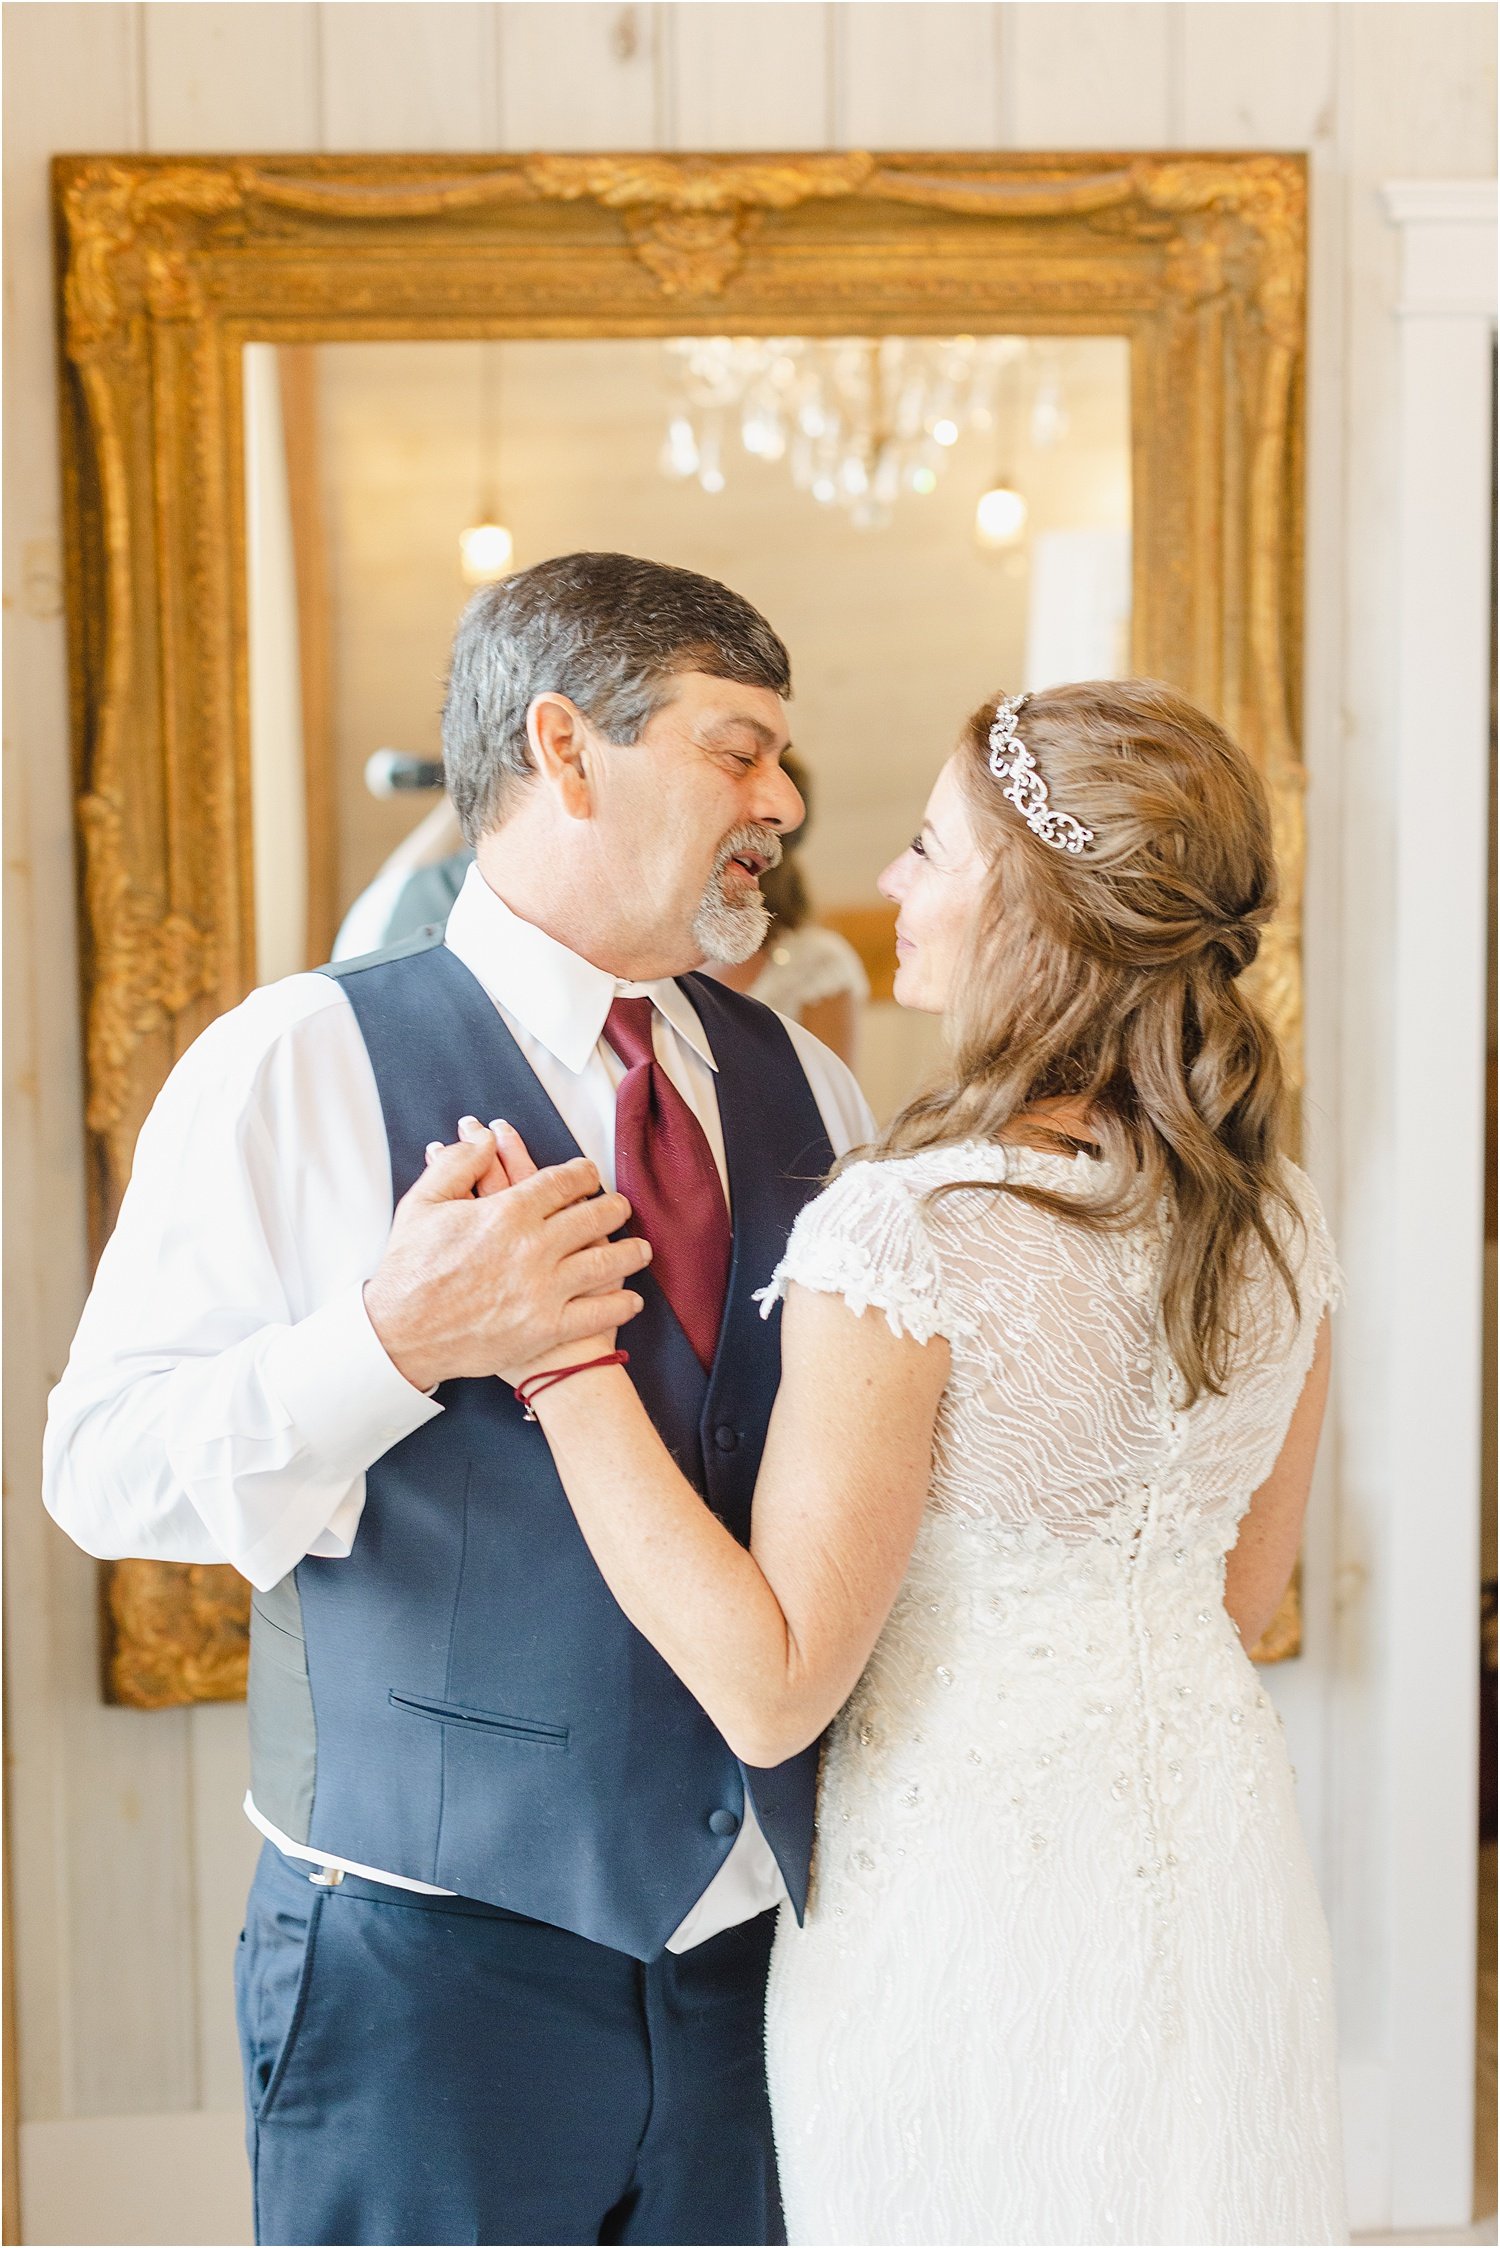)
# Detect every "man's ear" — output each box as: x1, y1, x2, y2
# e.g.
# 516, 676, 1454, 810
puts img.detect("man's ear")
526, 693, 594, 821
